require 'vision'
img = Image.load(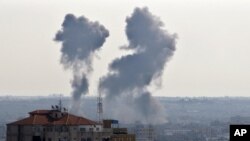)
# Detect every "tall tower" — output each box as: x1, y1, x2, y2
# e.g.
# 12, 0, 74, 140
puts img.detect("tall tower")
97, 92, 103, 123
